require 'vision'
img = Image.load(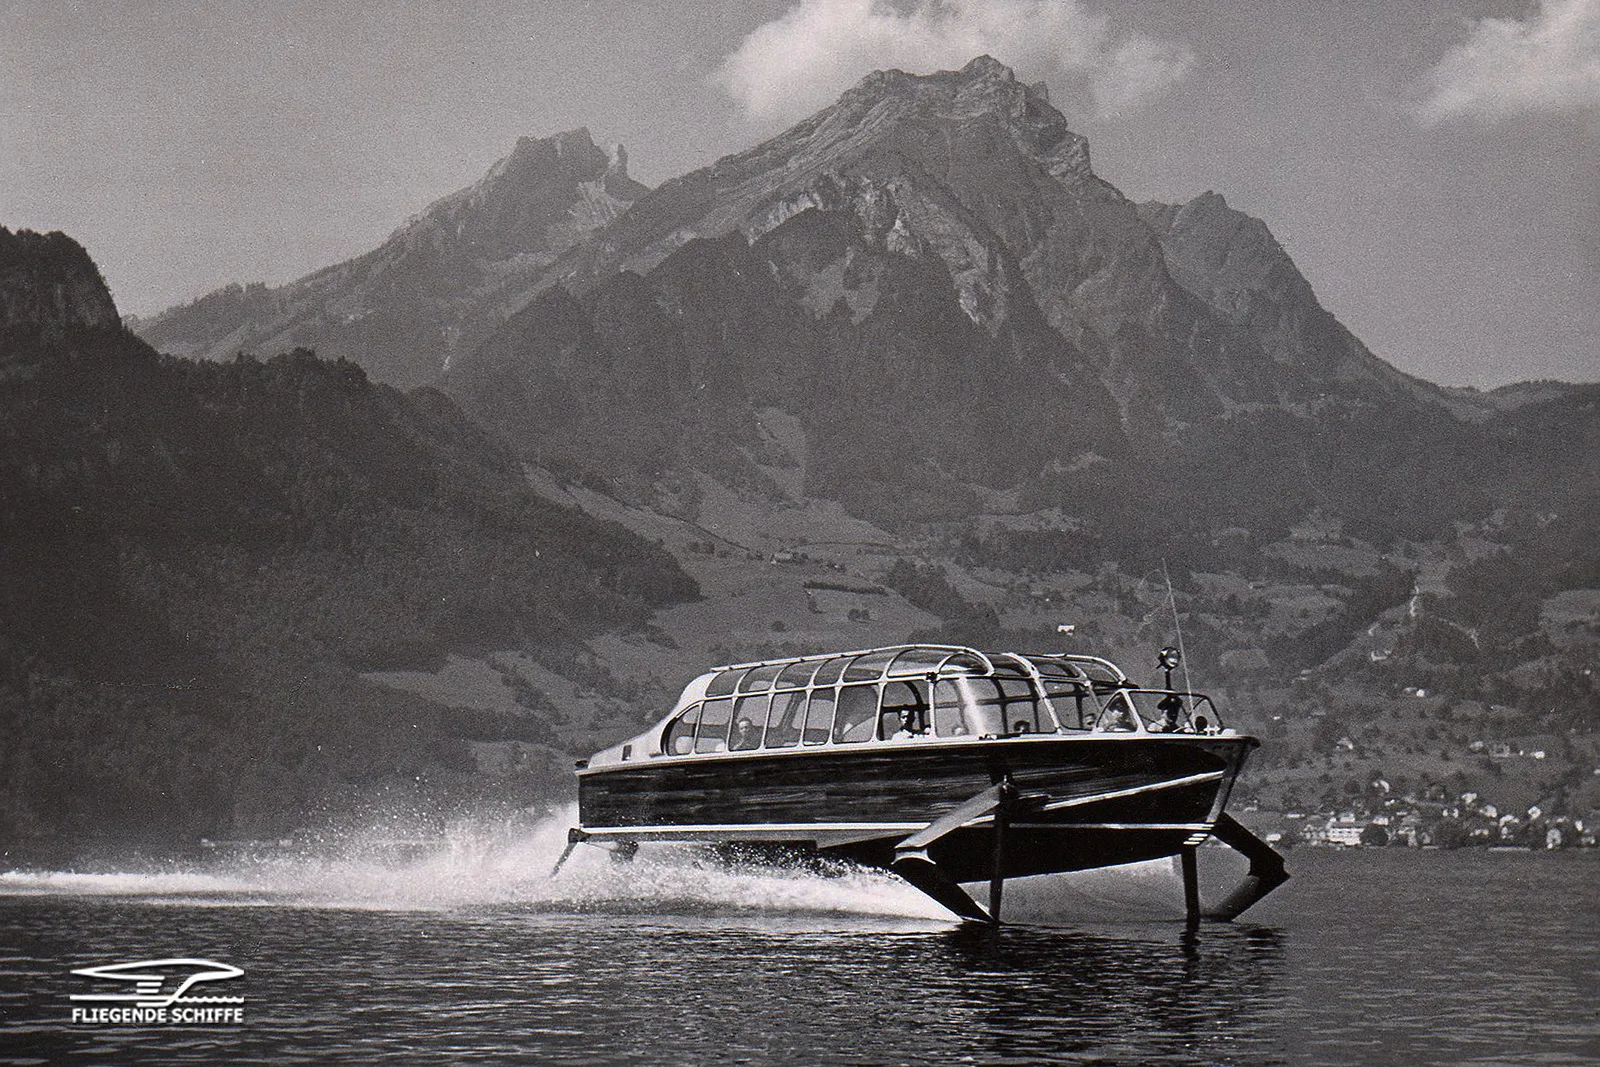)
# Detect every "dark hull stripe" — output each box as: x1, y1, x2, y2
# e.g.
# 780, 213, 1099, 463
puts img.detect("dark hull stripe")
579, 736, 1250, 831
575, 733, 1223, 774
582, 821, 1214, 837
